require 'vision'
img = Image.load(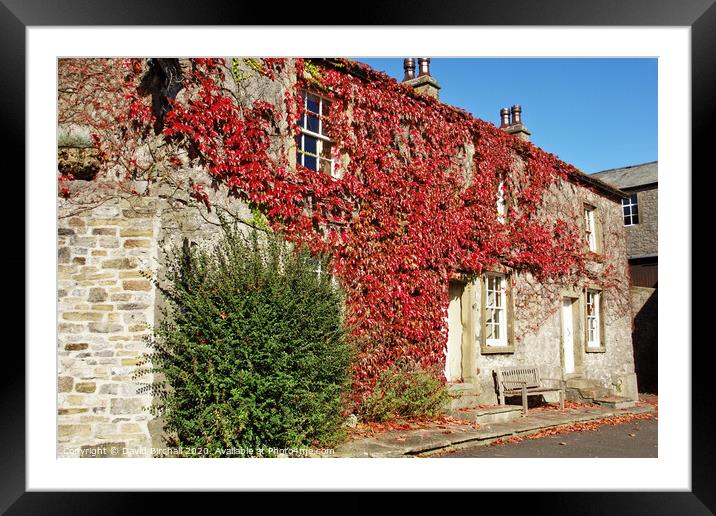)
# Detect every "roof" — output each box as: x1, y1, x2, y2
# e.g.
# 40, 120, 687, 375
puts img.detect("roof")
590, 161, 658, 190
570, 170, 627, 200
